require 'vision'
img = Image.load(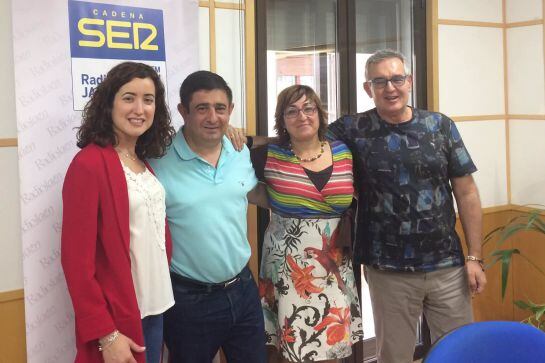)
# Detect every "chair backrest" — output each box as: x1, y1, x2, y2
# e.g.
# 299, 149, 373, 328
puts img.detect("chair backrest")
423, 321, 545, 363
